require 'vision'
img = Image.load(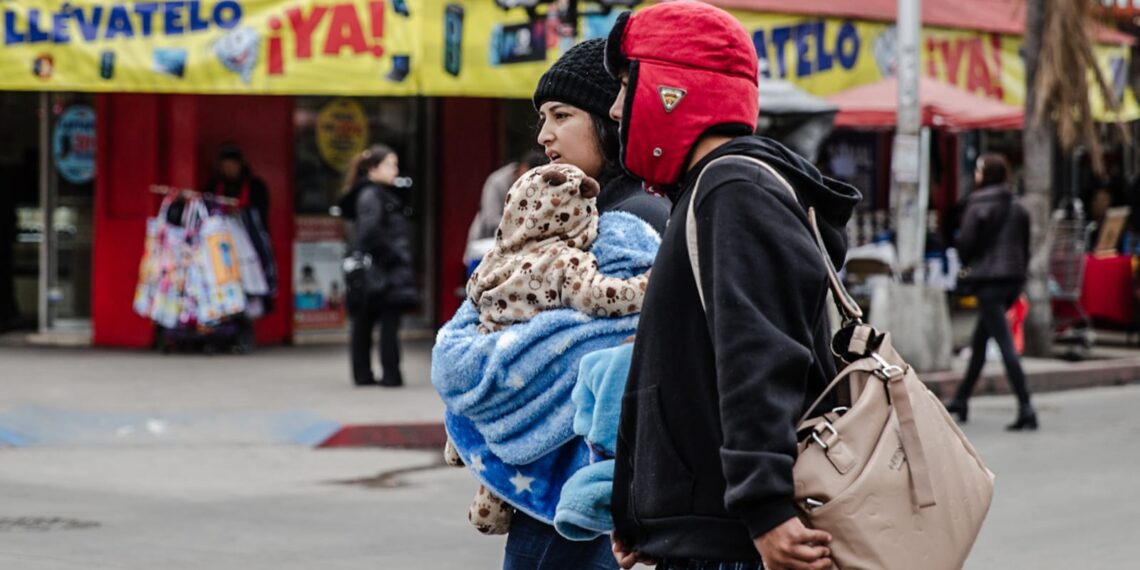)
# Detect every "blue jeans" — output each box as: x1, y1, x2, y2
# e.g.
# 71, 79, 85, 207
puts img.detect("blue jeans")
657, 560, 763, 570
502, 511, 617, 570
